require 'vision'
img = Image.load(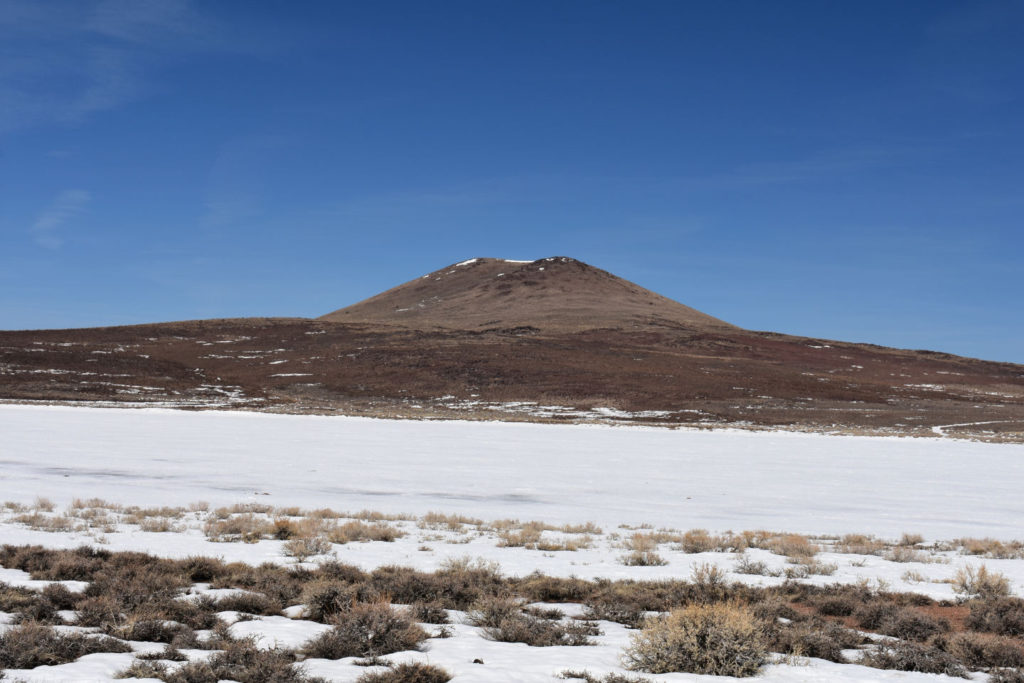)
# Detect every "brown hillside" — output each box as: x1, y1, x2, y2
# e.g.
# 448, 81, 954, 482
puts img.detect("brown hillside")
320, 257, 735, 332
